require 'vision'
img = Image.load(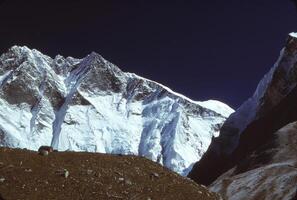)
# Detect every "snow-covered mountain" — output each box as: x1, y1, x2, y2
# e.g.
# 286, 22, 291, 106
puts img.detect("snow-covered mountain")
0, 46, 233, 175
188, 32, 297, 199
